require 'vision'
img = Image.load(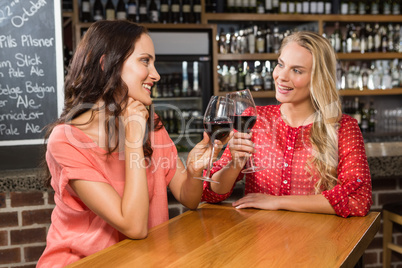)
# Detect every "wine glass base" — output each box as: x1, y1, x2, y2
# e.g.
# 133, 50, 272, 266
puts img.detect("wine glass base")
193, 177, 220, 184
241, 166, 266, 174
